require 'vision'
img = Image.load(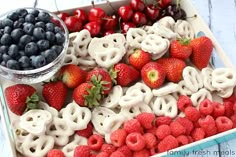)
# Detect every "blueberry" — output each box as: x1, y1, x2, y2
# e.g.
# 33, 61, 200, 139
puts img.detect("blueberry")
16, 9, 28, 18
8, 44, 19, 58
7, 12, 19, 21
2, 18, 13, 28
0, 21, 3, 29
19, 56, 30, 68
25, 42, 38, 56
0, 45, 8, 54
18, 34, 32, 49
43, 49, 57, 63
23, 23, 34, 35
38, 12, 51, 23
4, 26, 12, 34
55, 33, 65, 44
25, 14, 35, 23
54, 26, 63, 33
13, 21, 23, 29
11, 28, 24, 43
18, 50, 25, 56
35, 21, 45, 29
2, 53, 11, 62
1, 34, 12, 45
6, 59, 20, 70
37, 39, 50, 51
33, 27, 45, 40
30, 55, 46, 68
18, 17, 25, 23
51, 45, 63, 55
1, 61, 6, 66
29, 9, 39, 17
45, 22, 55, 32
0, 29, 3, 37
45, 31, 55, 43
